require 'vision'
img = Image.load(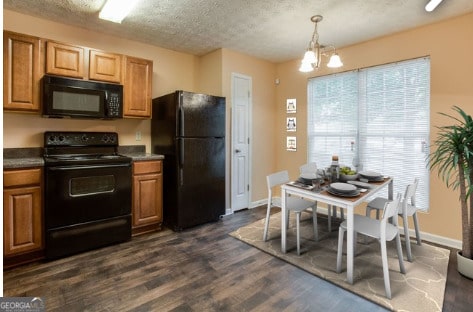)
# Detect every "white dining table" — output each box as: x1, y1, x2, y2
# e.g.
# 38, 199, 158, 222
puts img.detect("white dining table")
280, 177, 393, 284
